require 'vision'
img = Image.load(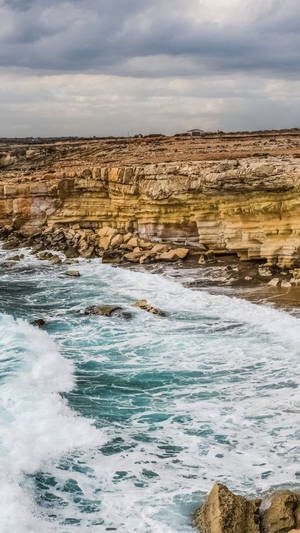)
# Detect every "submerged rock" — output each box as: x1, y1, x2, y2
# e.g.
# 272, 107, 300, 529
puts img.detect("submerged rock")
65, 270, 80, 277
133, 300, 166, 317
194, 483, 261, 533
